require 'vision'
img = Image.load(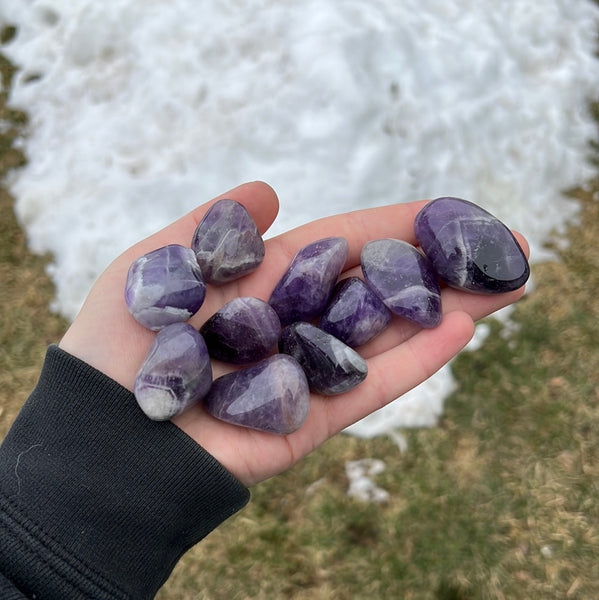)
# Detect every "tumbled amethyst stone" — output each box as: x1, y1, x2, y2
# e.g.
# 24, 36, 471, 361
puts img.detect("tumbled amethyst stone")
134, 323, 212, 421
361, 239, 442, 328
320, 277, 392, 347
200, 296, 281, 364
279, 322, 368, 395
125, 244, 206, 331
203, 354, 310, 434
414, 197, 530, 294
268, 237, 349, 326
191, 199, 265, 284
